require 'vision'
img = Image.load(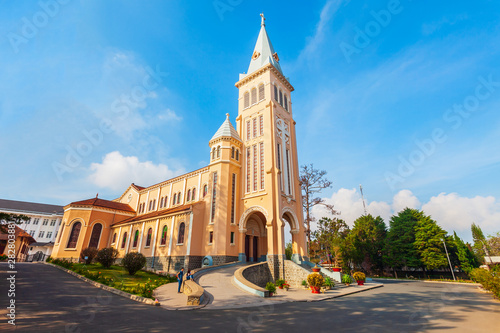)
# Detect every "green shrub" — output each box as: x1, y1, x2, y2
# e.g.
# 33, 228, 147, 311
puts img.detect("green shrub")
471, 268, 500, 298
80, 247, 99, 265
353, 272, 366, 282
265, 282, 276, 294
275, 279, 285, 288
301, 280, 308, 287
324, 276, 334, 287
0, 254, 8, 261
95, 247, 119, 268
342, 274, 353, 284
307, 273, 325, 287
45, 256, 52, 263
52, 258, 75, 270
122, 252, 146, 275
